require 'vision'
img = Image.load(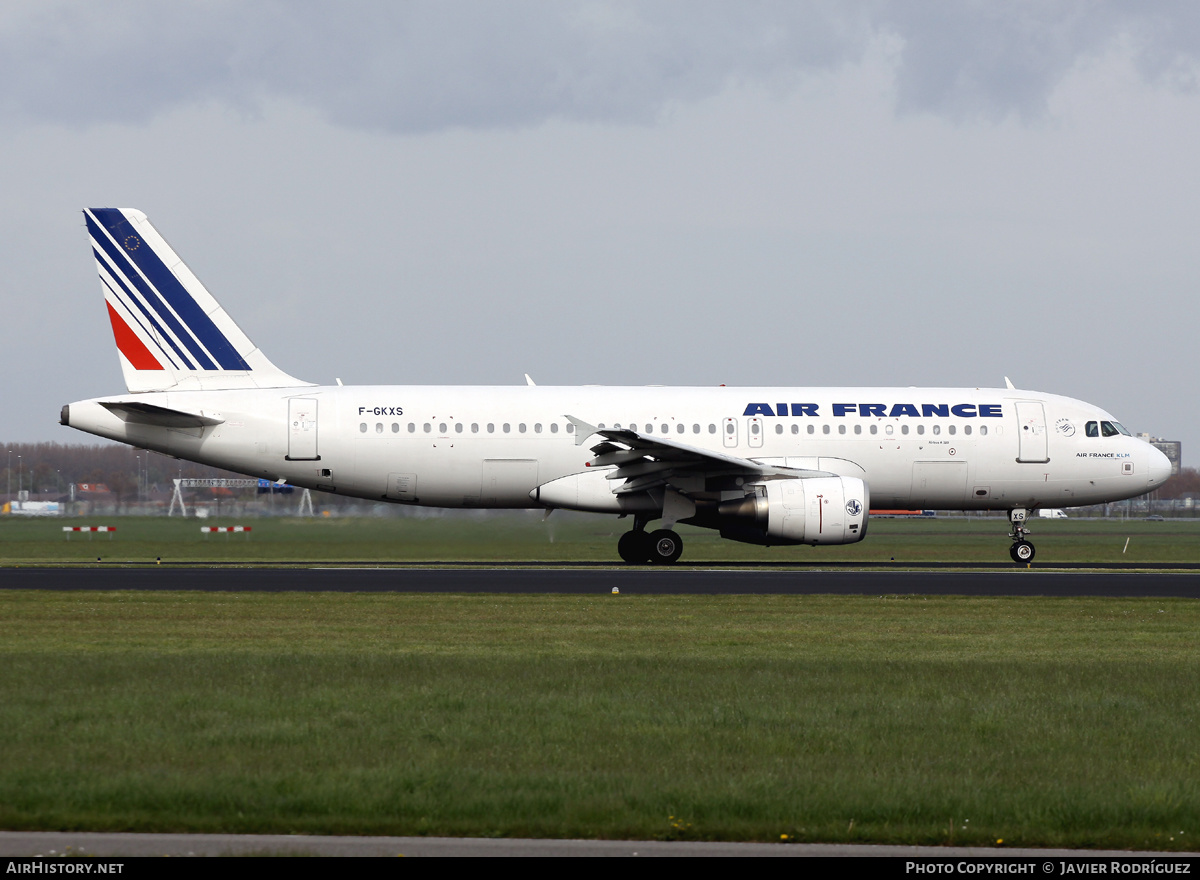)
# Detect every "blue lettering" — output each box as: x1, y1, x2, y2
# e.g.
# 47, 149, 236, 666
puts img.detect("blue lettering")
979, 404, 1003, 418
791, 403, 819, 417
776, 403, 789, 416
743, 403, 775, 416
951, 403, 977, 417
833, 403, 857, 417
859, 403, 886, 417
921, 403, 949, 417
889, 403, 920, 418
